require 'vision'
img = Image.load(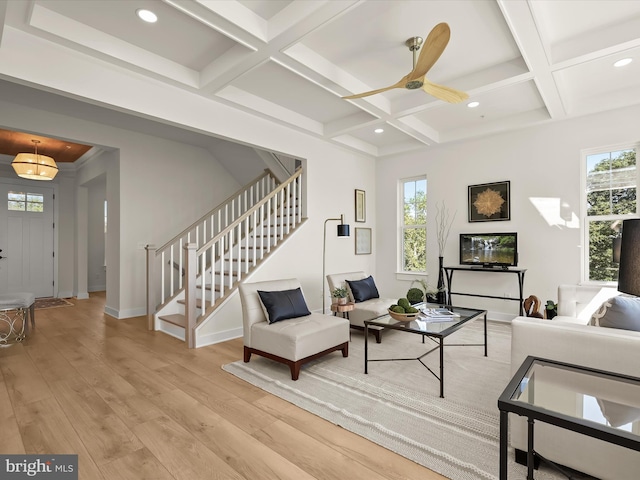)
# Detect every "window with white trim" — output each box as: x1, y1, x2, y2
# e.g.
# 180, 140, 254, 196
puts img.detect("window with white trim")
401, 176, 427, 272
7, 191, 44, 212
582, 145, 637, 282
